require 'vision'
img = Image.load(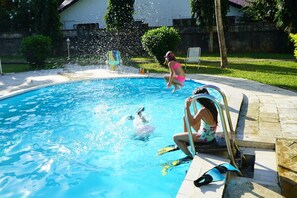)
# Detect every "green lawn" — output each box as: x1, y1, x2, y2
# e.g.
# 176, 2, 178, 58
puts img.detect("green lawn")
1, 53, 297, 92
1, 56, 66, 73
131, 53, 297, 92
